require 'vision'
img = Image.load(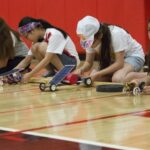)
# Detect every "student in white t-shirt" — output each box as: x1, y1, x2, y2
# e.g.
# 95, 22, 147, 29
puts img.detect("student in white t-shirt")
75, 16, 145, 82
0, 18, 29, 74
17, 17, 80, 83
